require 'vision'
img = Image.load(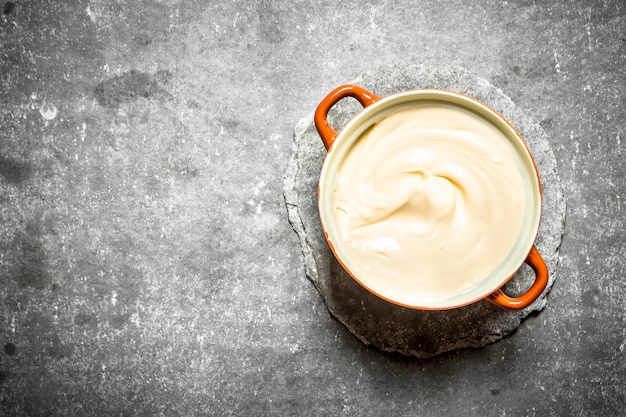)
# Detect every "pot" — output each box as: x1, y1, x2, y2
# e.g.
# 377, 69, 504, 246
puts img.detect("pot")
314, 84, 548, 310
